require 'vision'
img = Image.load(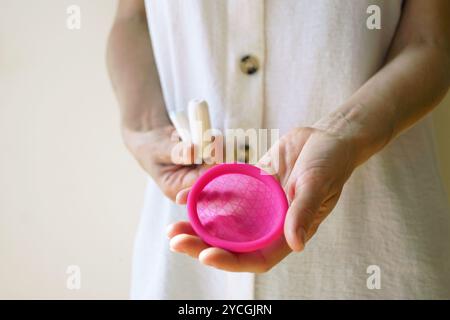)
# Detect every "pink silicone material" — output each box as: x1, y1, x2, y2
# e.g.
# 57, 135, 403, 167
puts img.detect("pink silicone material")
187, 163, 288, 253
